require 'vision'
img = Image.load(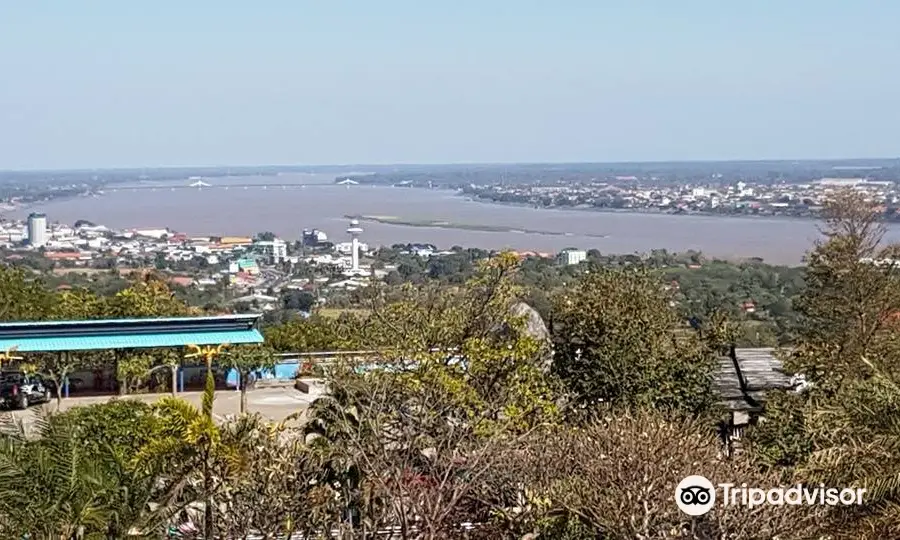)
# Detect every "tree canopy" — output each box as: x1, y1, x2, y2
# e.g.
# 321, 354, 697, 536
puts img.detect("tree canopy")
551, 266, 720, 417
